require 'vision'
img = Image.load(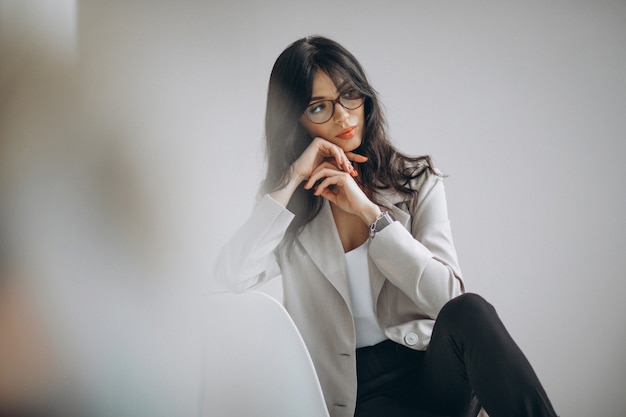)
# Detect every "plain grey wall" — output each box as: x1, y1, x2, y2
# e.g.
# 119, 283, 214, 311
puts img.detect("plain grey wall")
79, 1, 626, 416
